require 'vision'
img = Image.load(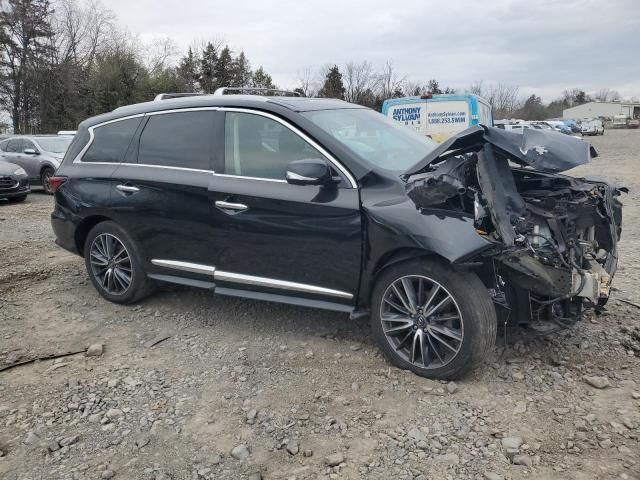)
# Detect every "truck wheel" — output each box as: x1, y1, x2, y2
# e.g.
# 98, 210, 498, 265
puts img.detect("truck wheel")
371, 259, 496, 380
